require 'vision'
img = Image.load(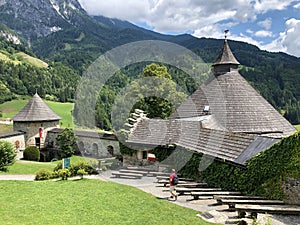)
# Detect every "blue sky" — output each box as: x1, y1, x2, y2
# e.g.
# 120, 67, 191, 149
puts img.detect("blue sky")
78, 0, 300, 57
